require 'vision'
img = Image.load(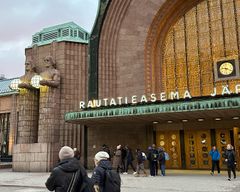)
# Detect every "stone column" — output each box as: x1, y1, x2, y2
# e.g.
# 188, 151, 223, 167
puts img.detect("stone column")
17, 59, 39, 144
17, 89, 39, 144
38, 87, 60, 143
38, 56, 61, 143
